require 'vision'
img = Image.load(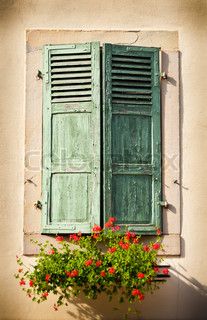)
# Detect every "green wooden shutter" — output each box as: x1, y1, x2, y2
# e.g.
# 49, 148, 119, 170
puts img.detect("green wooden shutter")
103, 44, 161, 234
42, 42, 100, 234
